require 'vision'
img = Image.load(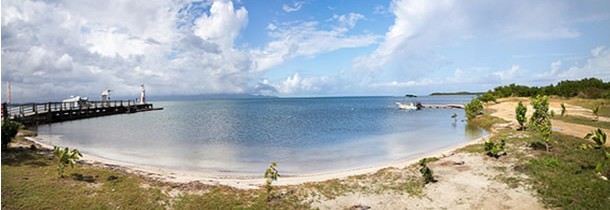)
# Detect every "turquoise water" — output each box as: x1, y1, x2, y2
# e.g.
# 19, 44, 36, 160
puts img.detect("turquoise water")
36, 96, 485, 175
